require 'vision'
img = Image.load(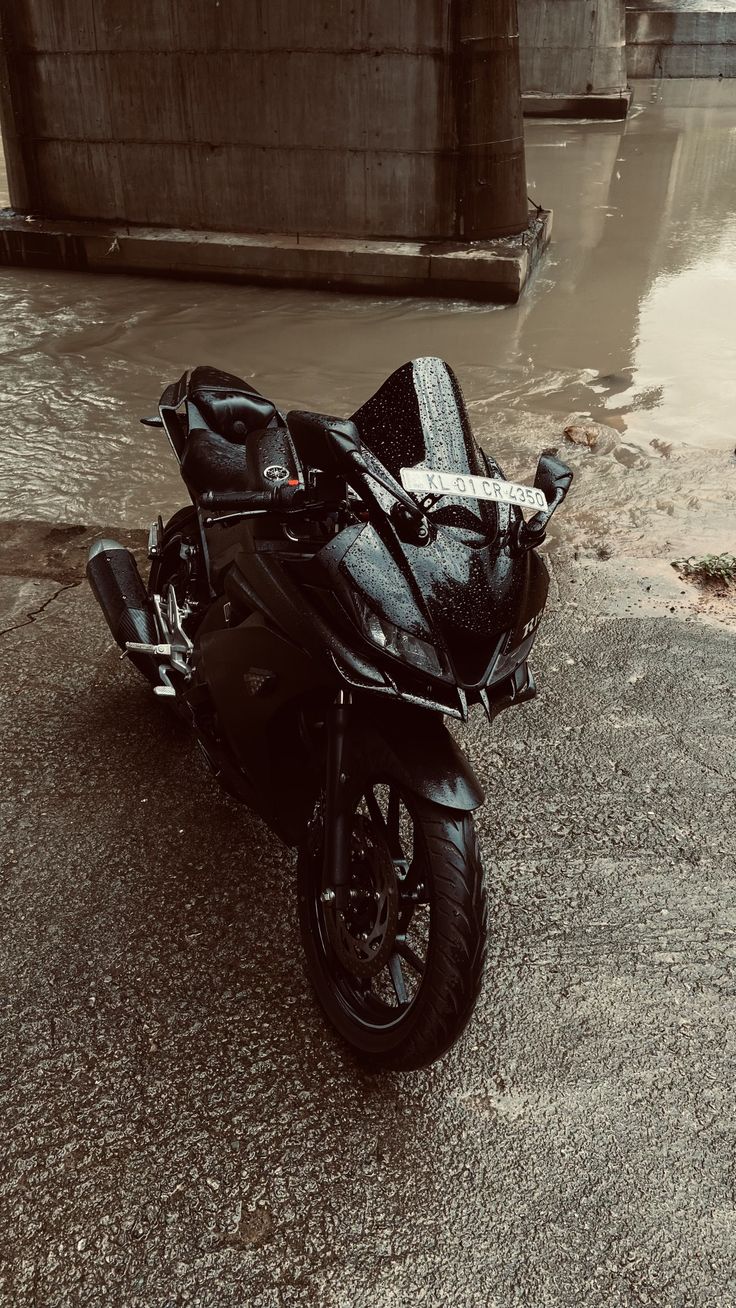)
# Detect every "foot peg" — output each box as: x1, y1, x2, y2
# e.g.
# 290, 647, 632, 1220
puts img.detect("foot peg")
124, 641, 176, 658
153, 667, 177, 698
